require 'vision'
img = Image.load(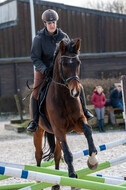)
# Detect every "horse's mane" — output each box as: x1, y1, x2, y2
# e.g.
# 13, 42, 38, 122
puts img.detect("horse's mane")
53, 38, 79, 63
